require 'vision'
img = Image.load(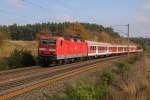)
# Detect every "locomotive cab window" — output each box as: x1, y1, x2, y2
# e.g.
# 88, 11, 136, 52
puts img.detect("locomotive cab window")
40, 39, 56, 45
